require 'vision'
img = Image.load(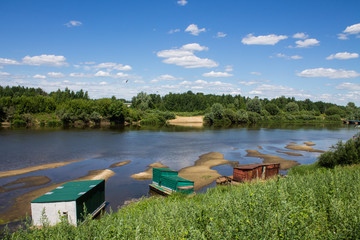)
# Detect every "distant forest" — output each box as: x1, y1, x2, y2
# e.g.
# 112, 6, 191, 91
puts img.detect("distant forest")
0, 85, 359, 127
